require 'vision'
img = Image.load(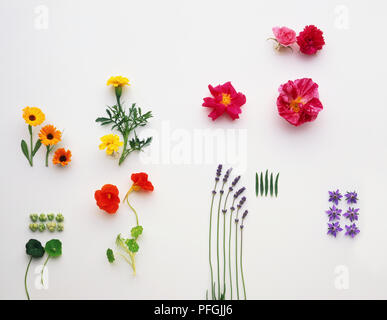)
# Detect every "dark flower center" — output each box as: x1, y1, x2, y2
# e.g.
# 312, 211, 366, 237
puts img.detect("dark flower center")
29, 115, 36, 121
59, 155, 67, 162
47, 133, 54, 140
